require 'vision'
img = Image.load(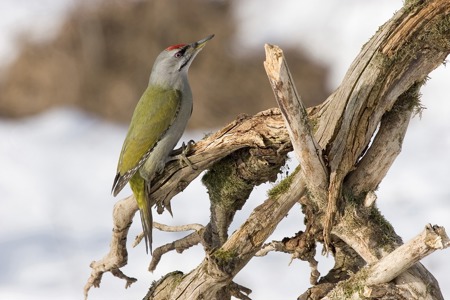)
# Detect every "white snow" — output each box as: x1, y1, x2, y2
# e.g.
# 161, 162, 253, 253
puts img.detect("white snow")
0, 1, 449, 299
